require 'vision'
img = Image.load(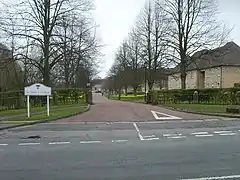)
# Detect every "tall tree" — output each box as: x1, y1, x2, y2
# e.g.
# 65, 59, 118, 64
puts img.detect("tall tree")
2, 0, 93, 86
126, 29, 144, 94
160, 0, 230, 89
136, 0, 169, 91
